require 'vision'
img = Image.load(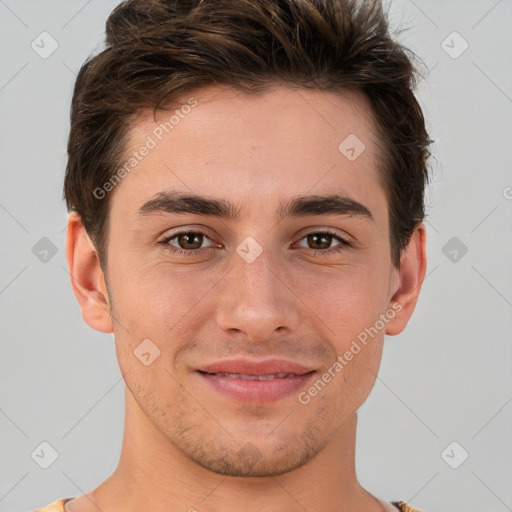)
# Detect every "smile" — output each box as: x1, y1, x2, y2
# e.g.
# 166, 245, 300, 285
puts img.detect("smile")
196, 369, 316, 403
206, 372, 300, 380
